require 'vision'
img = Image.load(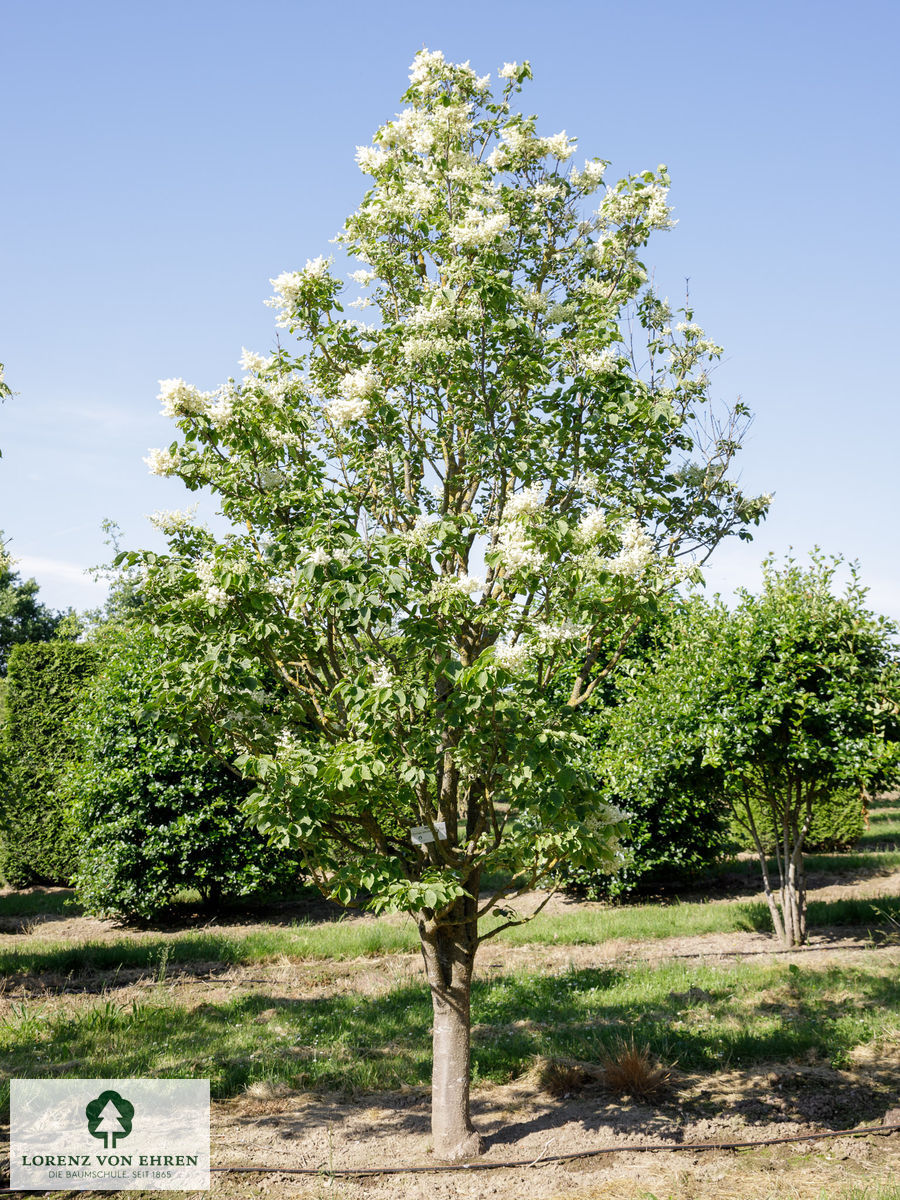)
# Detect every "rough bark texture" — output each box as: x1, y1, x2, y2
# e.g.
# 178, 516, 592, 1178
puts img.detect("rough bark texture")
419, 896, 485, 1161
